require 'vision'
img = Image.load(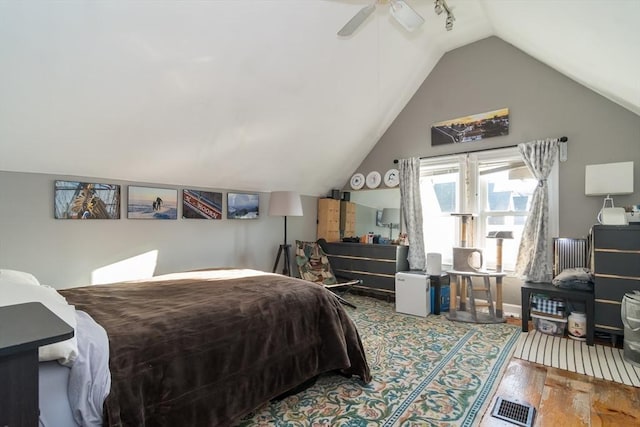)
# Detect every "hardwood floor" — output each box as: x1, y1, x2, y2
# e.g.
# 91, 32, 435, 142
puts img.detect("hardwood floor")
479, 319, 640, 426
